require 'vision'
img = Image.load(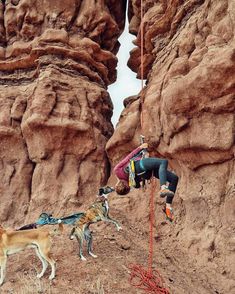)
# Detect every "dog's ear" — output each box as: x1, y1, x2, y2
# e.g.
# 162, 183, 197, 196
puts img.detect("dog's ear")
98, 188, 104, 196
40, 212, 52, 219
103, 186, 115, 194
107, 186, 115, 193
